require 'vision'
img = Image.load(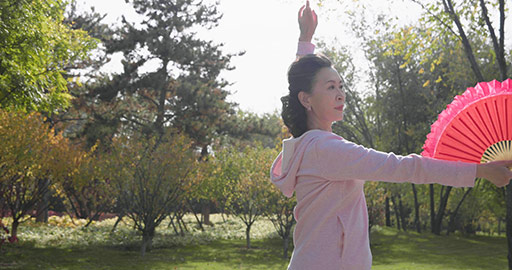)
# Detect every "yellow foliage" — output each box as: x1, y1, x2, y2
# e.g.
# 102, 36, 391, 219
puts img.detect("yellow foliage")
0, 110, 61, 183
423, 80, 430, 87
